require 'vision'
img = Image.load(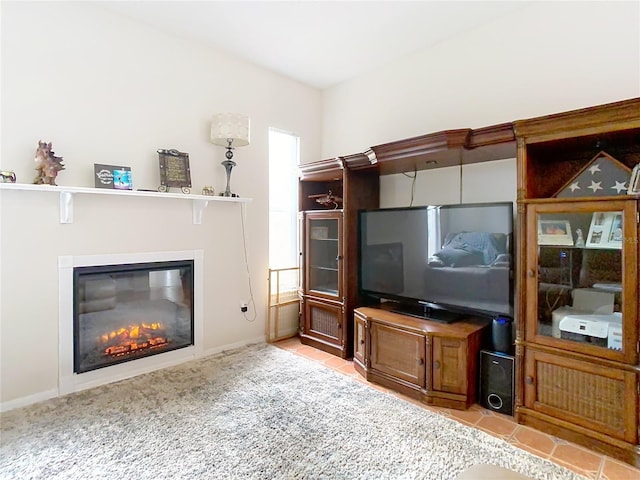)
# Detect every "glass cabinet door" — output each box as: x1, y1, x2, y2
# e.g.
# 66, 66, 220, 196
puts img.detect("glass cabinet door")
305, 212, 342, 299
525, 200, 638, 364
